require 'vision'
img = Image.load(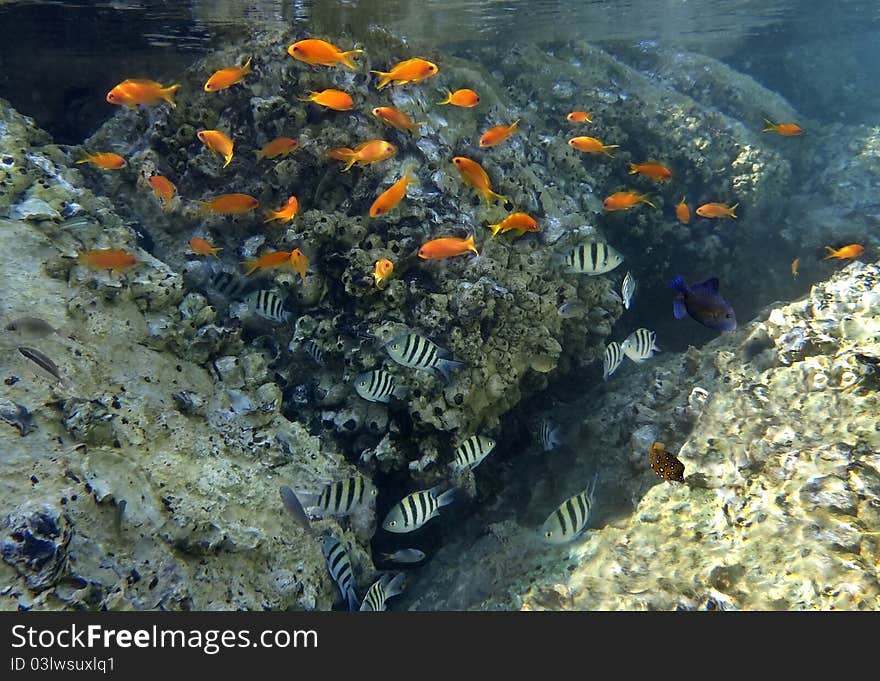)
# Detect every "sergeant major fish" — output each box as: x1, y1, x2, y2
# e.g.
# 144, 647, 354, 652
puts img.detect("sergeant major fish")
360, 573, 406, 611
621, 270, 636, 309
354, 369, 406, 403
320, 535, 359, 611
451, 435, 496, 471
245, 290, 290, 323
621, 328, 659, 362
562, 242, 623, 275
385, 333, 464, 380
311, 476, 377, 517
382, 486, 456, 533
540, 473, 598, 545
603, 341, 623, 381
